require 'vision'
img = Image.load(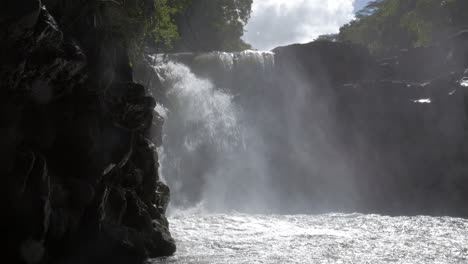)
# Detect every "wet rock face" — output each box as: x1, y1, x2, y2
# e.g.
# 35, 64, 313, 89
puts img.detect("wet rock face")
2, 1, 175, 263
273, 41, 378, 86
272, 40, 468, 216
